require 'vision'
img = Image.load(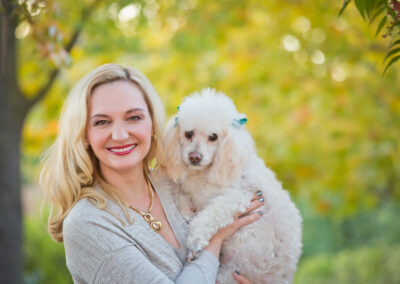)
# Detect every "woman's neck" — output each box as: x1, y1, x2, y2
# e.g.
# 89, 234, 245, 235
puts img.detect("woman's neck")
100, 164, 148, 204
